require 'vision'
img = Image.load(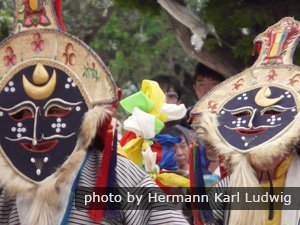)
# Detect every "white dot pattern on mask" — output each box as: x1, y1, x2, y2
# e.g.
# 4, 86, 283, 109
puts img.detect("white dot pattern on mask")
237, 94, 248, 101
52, 118, 67, 133
12, 123, 26, 137
0, 111, 3, 117
76, 106, 81, 112
266, 116, 281, 125
65, 77, 77, 89
235, 119, 241, 127
221, 111, 225, 115
4, 81, 16, 93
